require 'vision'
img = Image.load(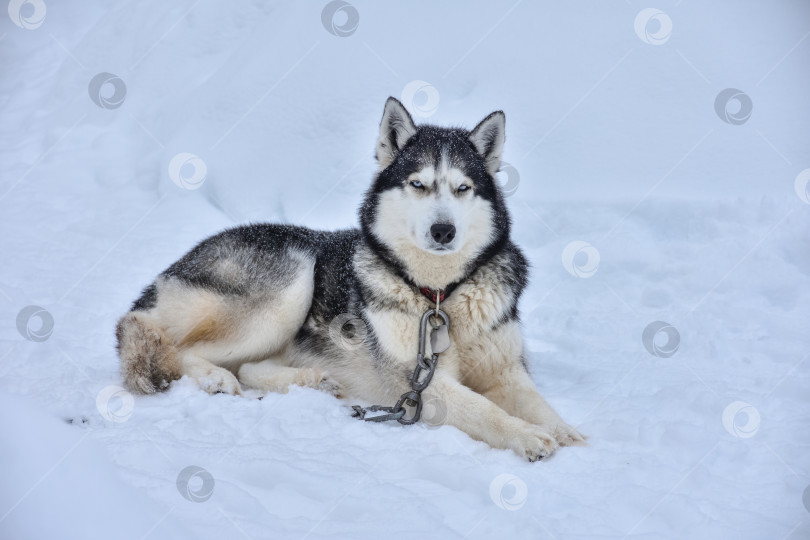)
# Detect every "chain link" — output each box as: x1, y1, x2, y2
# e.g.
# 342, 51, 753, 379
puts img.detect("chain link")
352, 299, 448, 425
